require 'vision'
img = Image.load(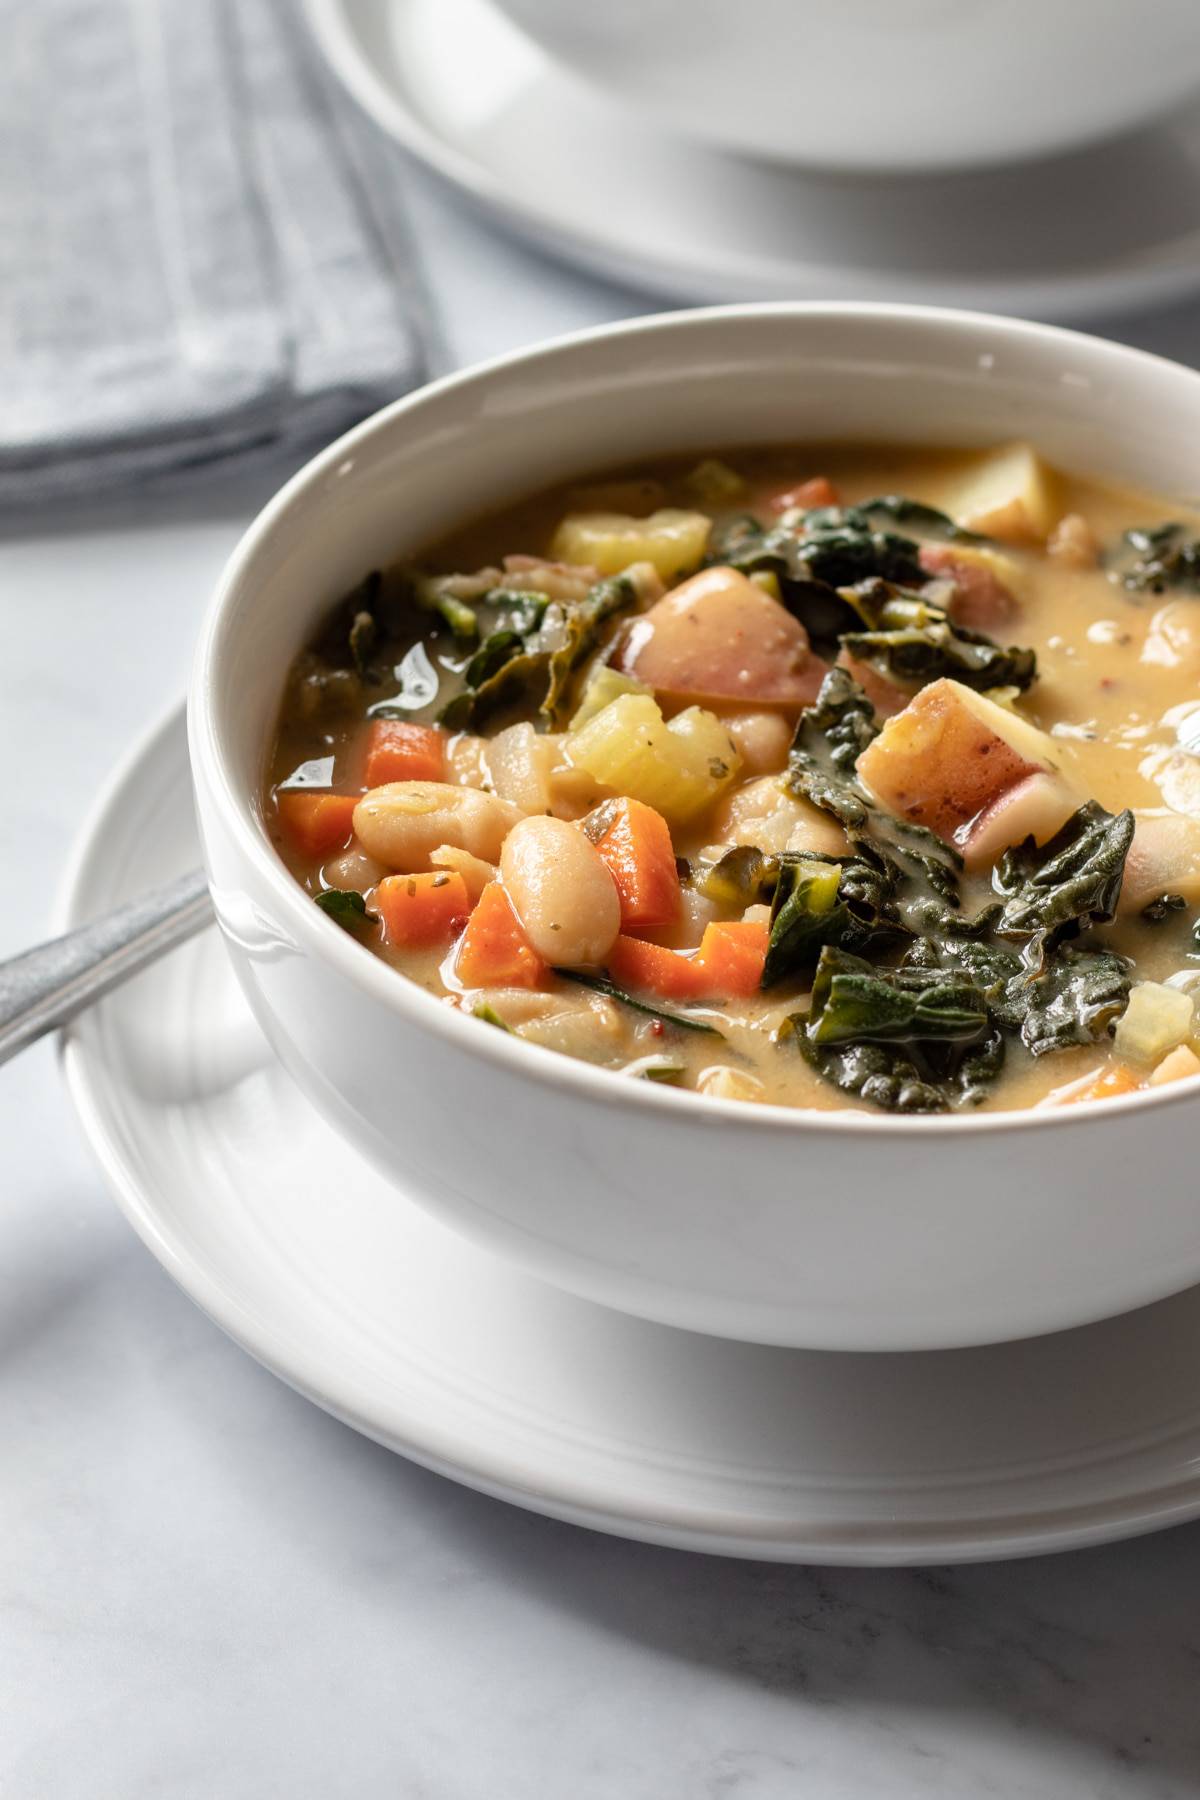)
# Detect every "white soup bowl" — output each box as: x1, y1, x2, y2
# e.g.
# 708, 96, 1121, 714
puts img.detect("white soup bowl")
190, 303, 1200, 1351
